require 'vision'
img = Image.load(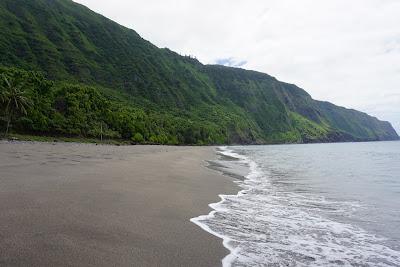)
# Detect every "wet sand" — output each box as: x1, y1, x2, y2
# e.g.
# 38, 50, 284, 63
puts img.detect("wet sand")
0, 141, 238, 267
